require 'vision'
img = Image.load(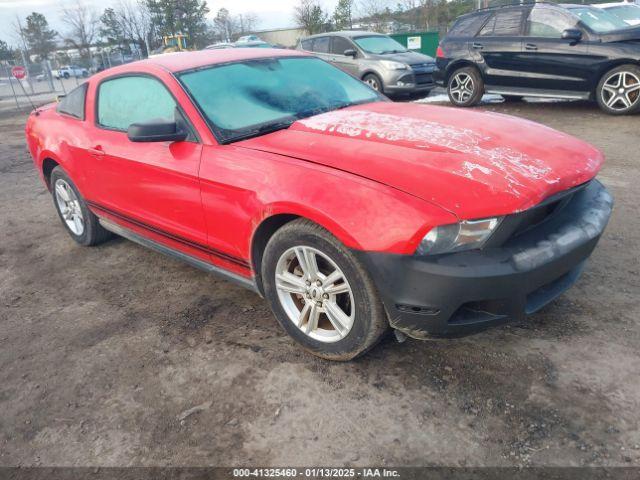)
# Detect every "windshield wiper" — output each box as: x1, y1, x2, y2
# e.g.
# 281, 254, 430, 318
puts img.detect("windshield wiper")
224, 119, 295, 143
